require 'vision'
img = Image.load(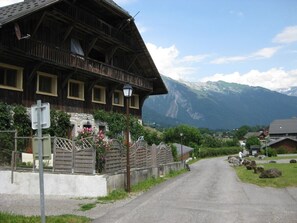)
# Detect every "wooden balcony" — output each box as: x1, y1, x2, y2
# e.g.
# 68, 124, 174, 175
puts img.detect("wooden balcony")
1, 39, 153, 91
